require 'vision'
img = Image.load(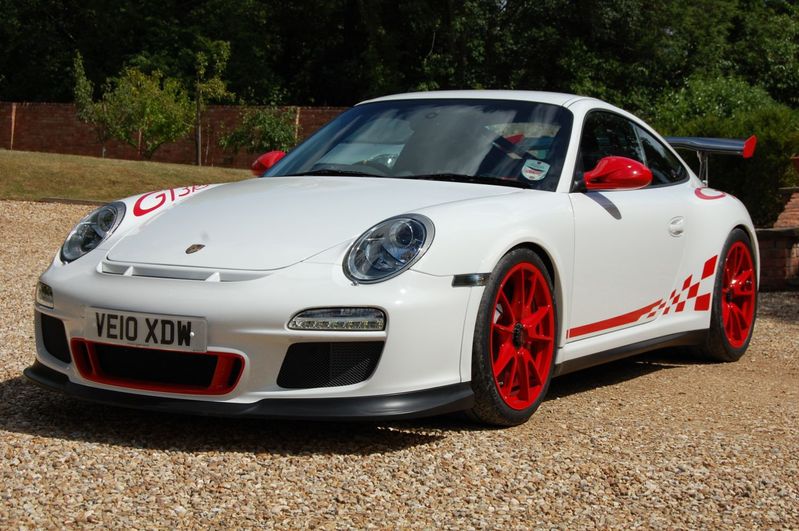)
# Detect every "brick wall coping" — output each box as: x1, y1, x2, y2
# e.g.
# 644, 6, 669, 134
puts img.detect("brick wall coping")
756, 227, 799, 239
